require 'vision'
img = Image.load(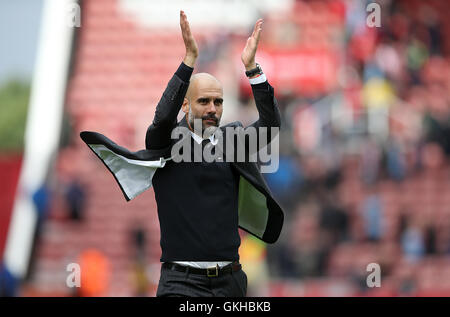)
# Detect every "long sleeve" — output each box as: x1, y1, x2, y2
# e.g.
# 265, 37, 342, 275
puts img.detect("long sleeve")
145, 62, 193, 150
238, 80, 281, 155
248, 81, 281, 129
